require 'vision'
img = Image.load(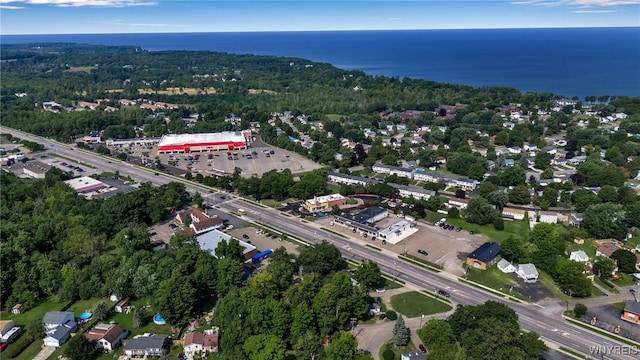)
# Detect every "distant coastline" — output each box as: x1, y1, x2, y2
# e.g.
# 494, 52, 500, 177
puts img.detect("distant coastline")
2, 27, 639, 99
